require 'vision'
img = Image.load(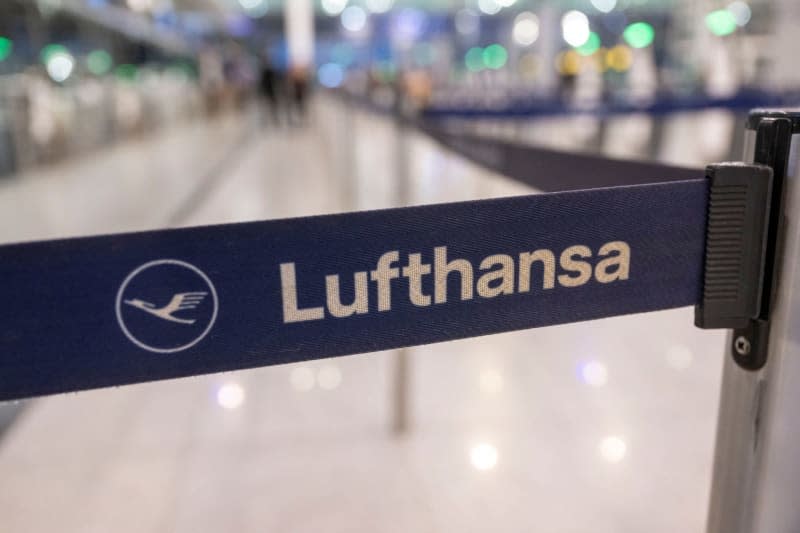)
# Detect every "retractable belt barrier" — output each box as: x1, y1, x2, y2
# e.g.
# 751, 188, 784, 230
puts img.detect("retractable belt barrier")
417, 122, 701, 191
0, 105, 784, 401
421, 89, 790, 120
